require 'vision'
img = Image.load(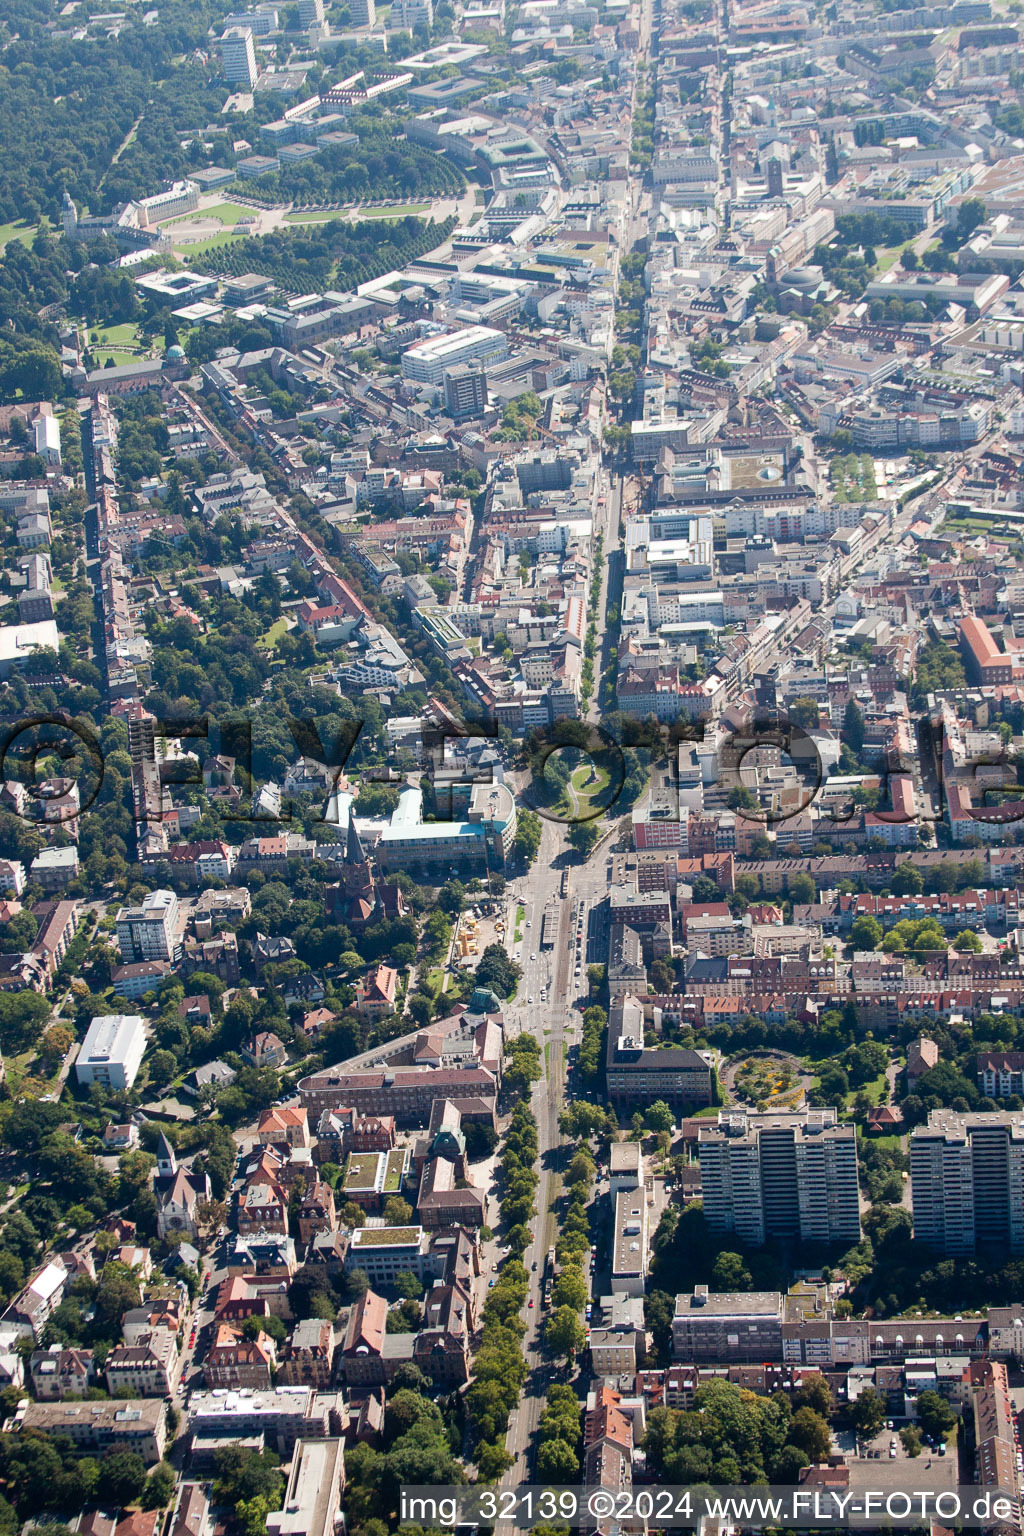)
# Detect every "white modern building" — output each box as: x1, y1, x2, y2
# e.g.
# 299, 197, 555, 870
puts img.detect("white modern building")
267, 1438, 347, 1536
223, 4, 279, 30
0, 619, 60, 679
391, 0, 433, 25
116, 888, 180, 963
221, 26, 259, 86
34, 416, 61, 466
401, 325, 508, 386
76, 1014, 148, 1091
